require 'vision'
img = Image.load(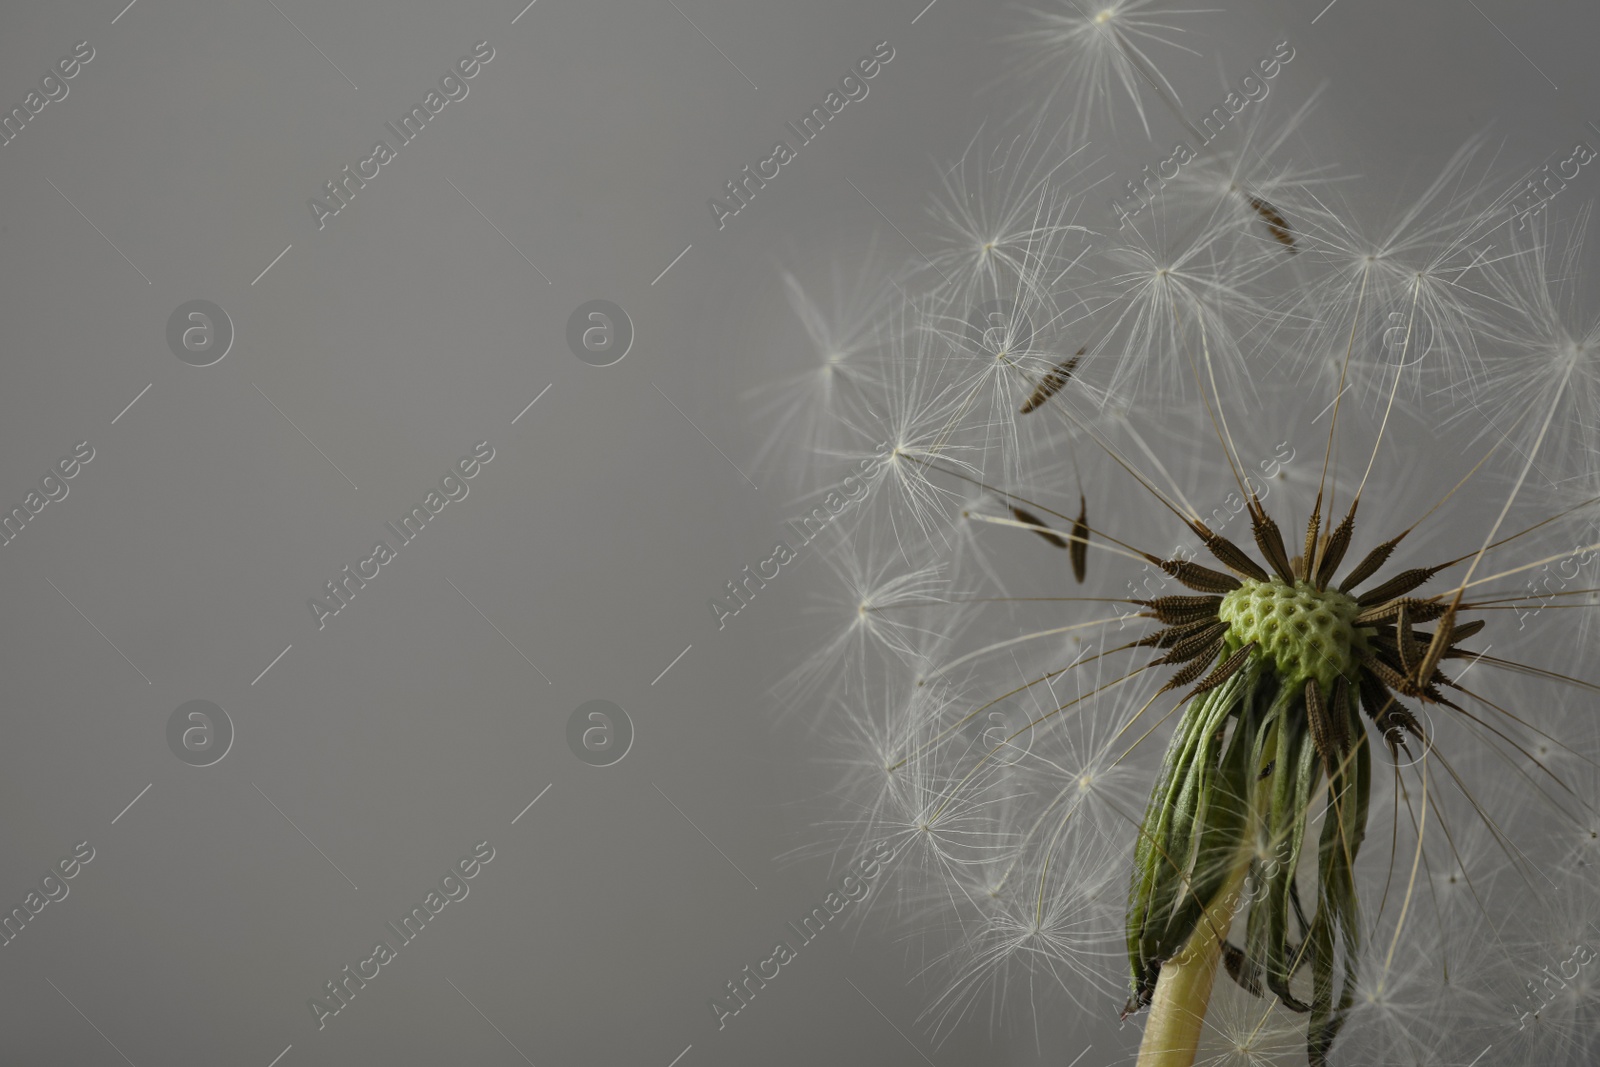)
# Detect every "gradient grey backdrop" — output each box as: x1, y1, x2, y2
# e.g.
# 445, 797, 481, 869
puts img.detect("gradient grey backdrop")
1, 1, 1596, 1064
